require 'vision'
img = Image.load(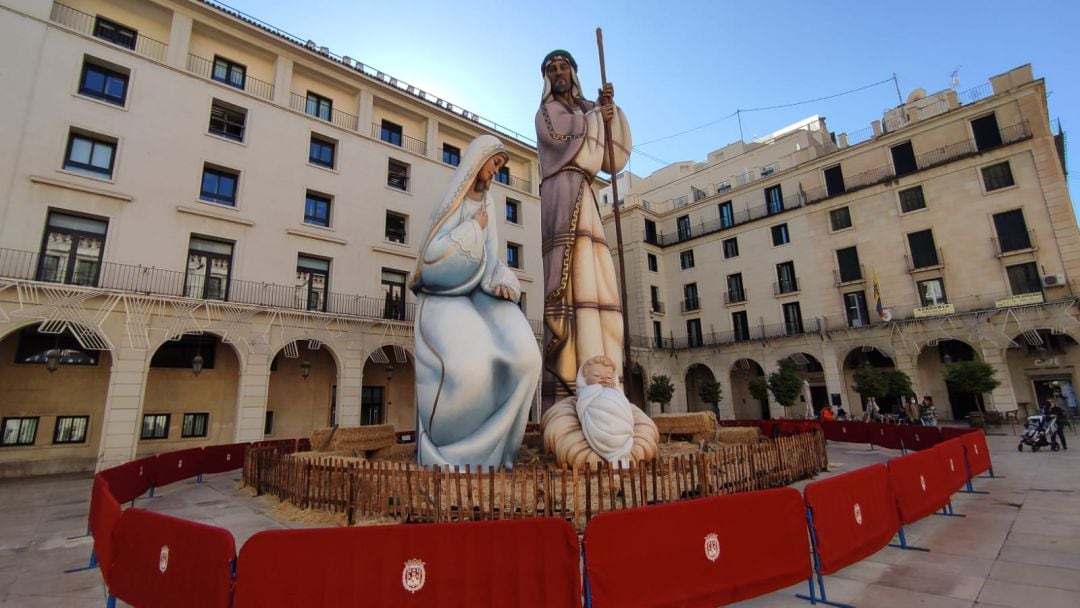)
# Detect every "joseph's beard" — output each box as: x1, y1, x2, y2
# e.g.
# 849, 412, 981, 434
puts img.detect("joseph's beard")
550, 79, 571, 94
